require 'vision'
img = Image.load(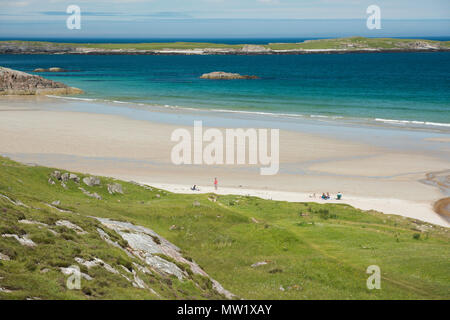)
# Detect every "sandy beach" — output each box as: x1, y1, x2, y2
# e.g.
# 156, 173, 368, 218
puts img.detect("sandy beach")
0, 96, 449, 227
